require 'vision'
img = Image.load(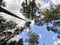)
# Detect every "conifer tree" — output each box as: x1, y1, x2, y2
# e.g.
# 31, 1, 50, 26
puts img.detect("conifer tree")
21, 0, 39, 20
